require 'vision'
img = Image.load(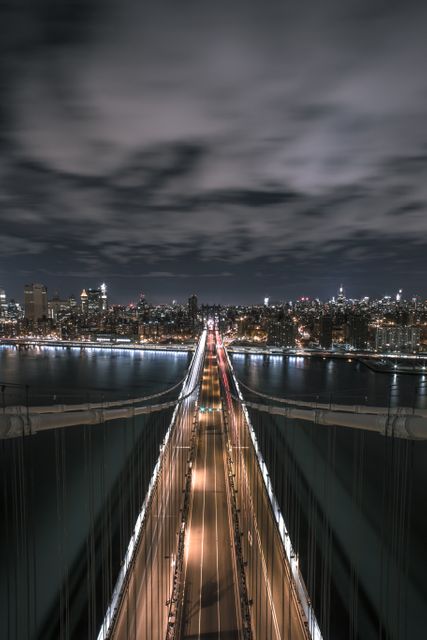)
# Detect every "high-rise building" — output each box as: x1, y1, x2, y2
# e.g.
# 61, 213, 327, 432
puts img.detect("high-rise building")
188, 294, 198, 326
80, 289, 88, 314
100, 283, 108, 312
48, 293, 70, 321
375, 326, 421, 353
319, 315, 333, 349
267, 319, 297, 348
81, 286, 107, 315
137, 293, 149, 320
87, 289, 102, 314
337, 285, 346, 306
24, 283, 48, 321
7, 300, 22, 320
347, 316, 369, 350
0, 288, 7, 317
